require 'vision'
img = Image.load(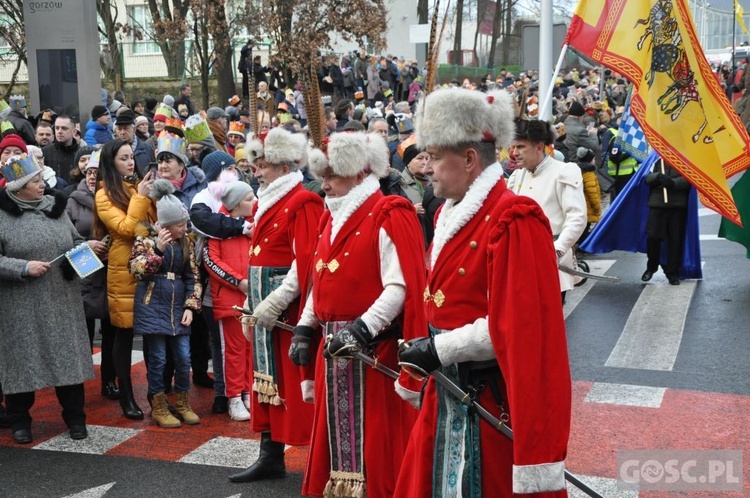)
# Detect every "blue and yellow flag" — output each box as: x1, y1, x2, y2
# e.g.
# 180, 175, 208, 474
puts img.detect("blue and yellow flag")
566, 0, 750, 225
64, 243, 104, 279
